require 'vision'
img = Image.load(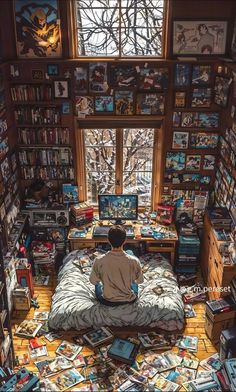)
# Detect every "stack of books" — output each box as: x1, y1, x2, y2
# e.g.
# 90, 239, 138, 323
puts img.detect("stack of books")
70, 203, 94, 227
208, 207, 232, 229
31, 241, 55, 265
176, 232, 200, 274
